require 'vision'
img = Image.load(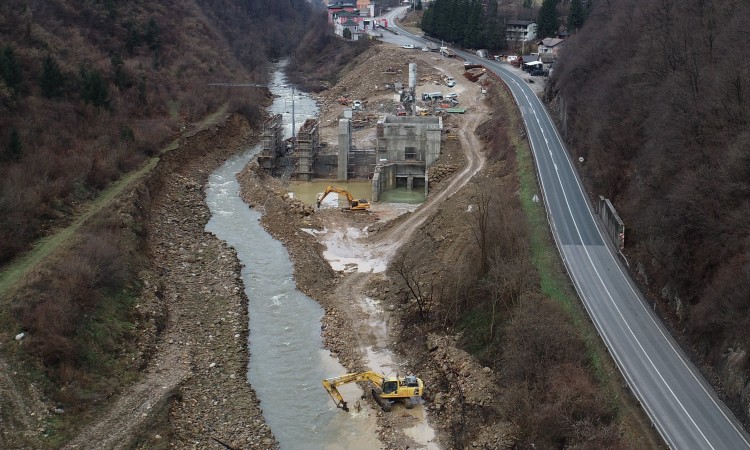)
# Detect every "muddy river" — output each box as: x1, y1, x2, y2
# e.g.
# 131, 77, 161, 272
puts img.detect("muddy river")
205, 68, 381, 449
